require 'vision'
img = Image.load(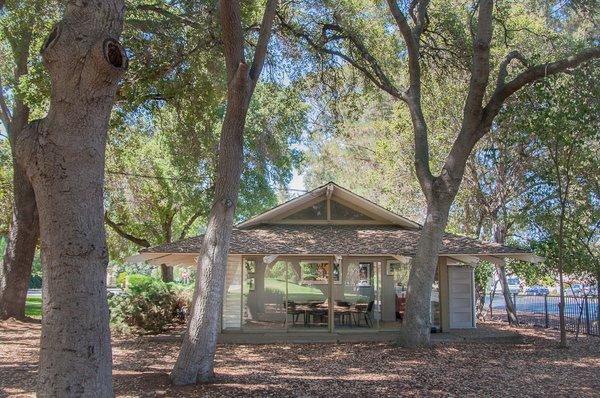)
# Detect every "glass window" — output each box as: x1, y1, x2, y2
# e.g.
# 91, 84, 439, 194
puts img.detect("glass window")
330, 200, 374, 220
339, 261, 377, 329
300, 261, 336, 284
222, 258, 242, 330
242, 259, 286, 330
283, 200, 327, 220
385, 259, 440, 330
287, 261, 329, 329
